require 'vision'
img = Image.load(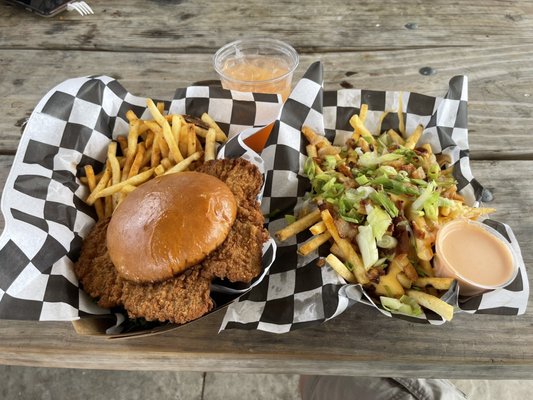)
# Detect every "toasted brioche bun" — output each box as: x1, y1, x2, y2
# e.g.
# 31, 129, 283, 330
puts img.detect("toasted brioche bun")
106, 171, 237, 283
